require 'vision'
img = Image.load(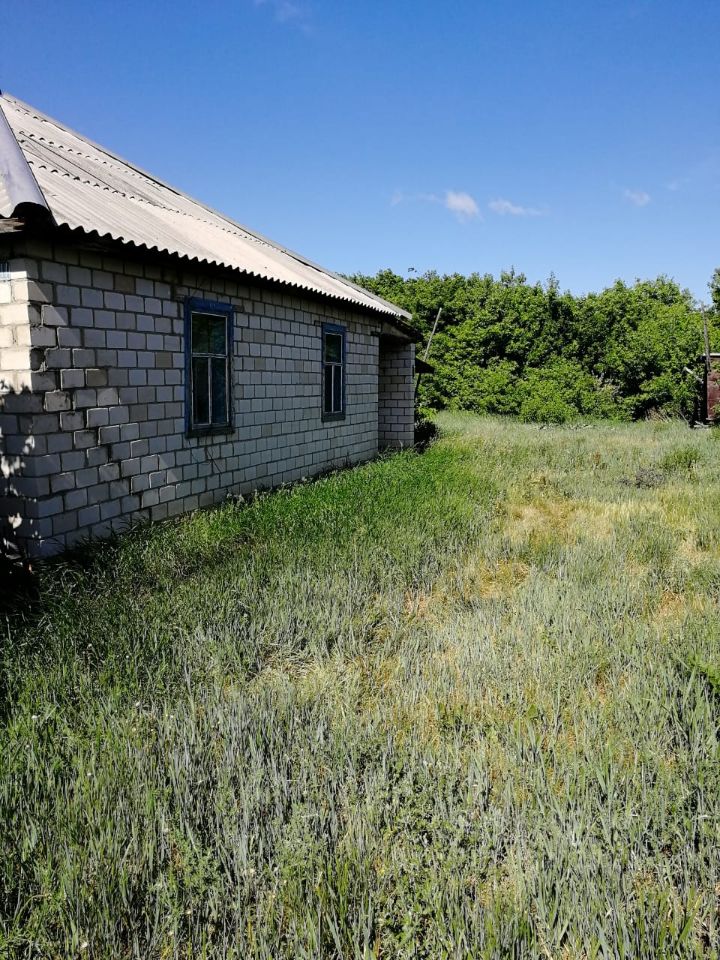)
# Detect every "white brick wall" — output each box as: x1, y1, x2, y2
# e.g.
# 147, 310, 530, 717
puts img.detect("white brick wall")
0, 262, 48, 554
0, 240, 413, 557
378, 339, 415, 449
